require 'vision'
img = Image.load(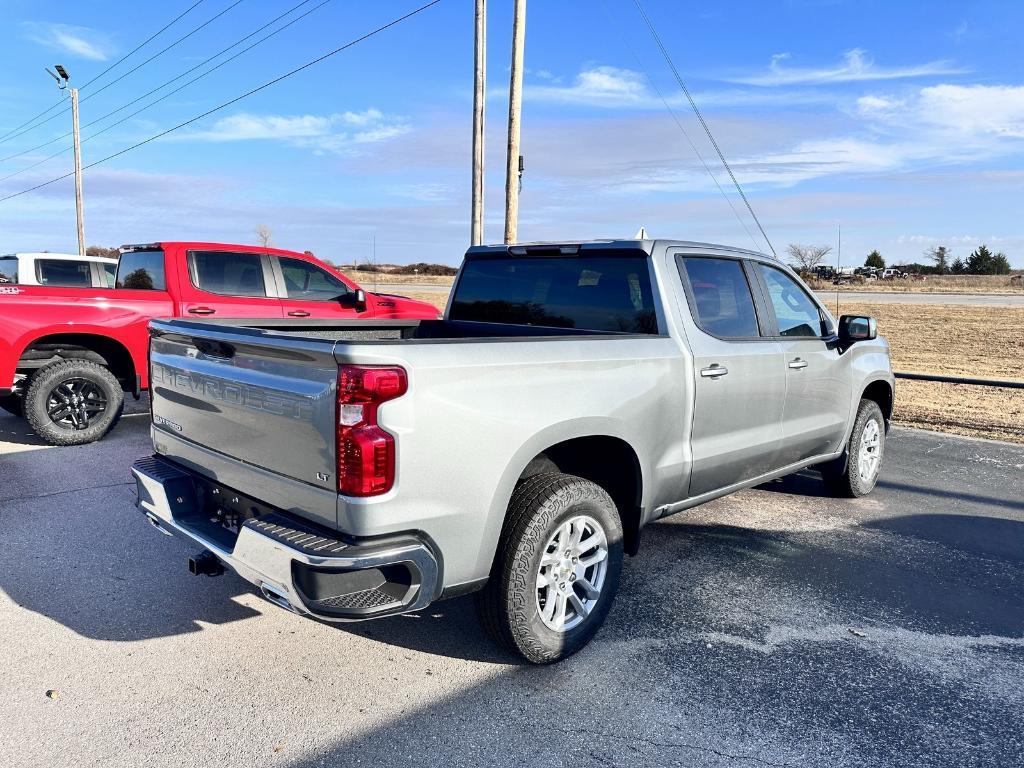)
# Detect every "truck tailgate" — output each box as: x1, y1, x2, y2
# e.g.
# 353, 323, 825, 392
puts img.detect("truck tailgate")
148, 320, 338, 501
